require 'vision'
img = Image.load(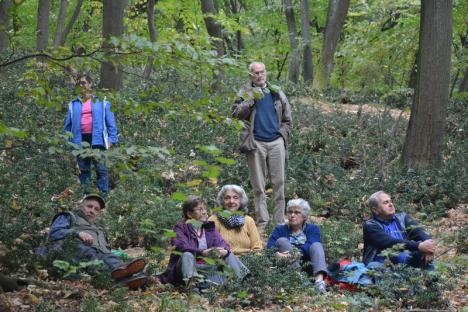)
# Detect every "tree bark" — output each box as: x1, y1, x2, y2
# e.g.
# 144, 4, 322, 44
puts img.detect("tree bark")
402, 0, 453, 169
284, 0, 300, 83
143, 0, 158, 79
457, 35, 468, 92
300, 0, 313, 83
200, 0, 225, 88
0, 0, 12, 51
200, 0, 224, 57
36, 0, 51, 52
459, 67, 468, 92
100, 0, 127, 91
53, 0, 69, 49
313, 0, 350, 90
408, 50, 419, 90
59, 0, 84, 46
